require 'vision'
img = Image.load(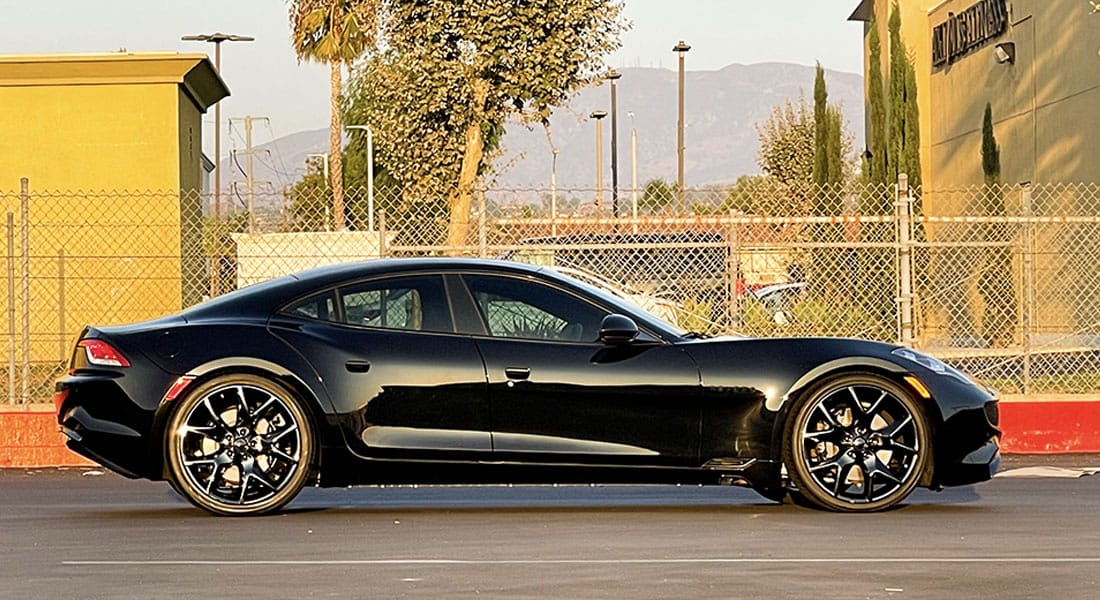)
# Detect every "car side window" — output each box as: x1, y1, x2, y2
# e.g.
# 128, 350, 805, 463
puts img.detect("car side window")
463, 274, 607, 342
338, 275, 452, 333
285, 292, 337, 321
